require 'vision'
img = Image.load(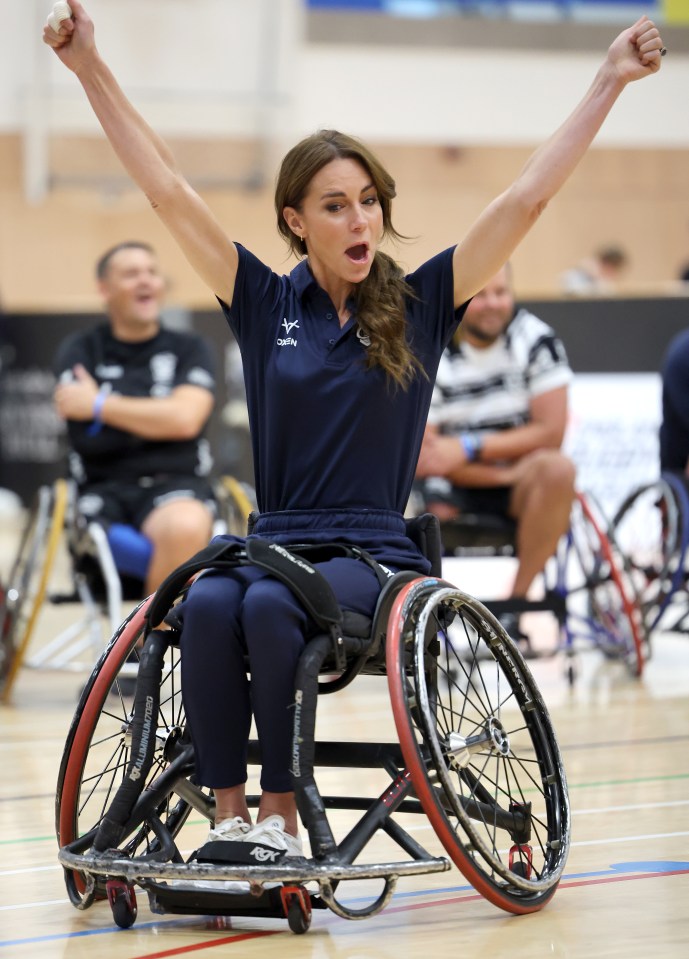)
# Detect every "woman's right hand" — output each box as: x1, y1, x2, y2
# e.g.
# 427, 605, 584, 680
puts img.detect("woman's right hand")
43, 1, 96, 75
